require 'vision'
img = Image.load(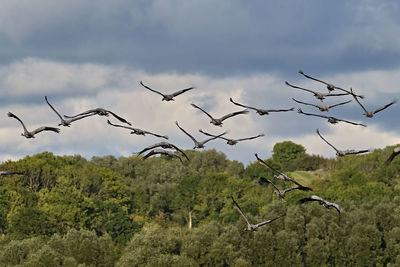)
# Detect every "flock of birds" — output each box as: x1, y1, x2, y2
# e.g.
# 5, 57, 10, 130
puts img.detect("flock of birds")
3, 70, 400, 231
